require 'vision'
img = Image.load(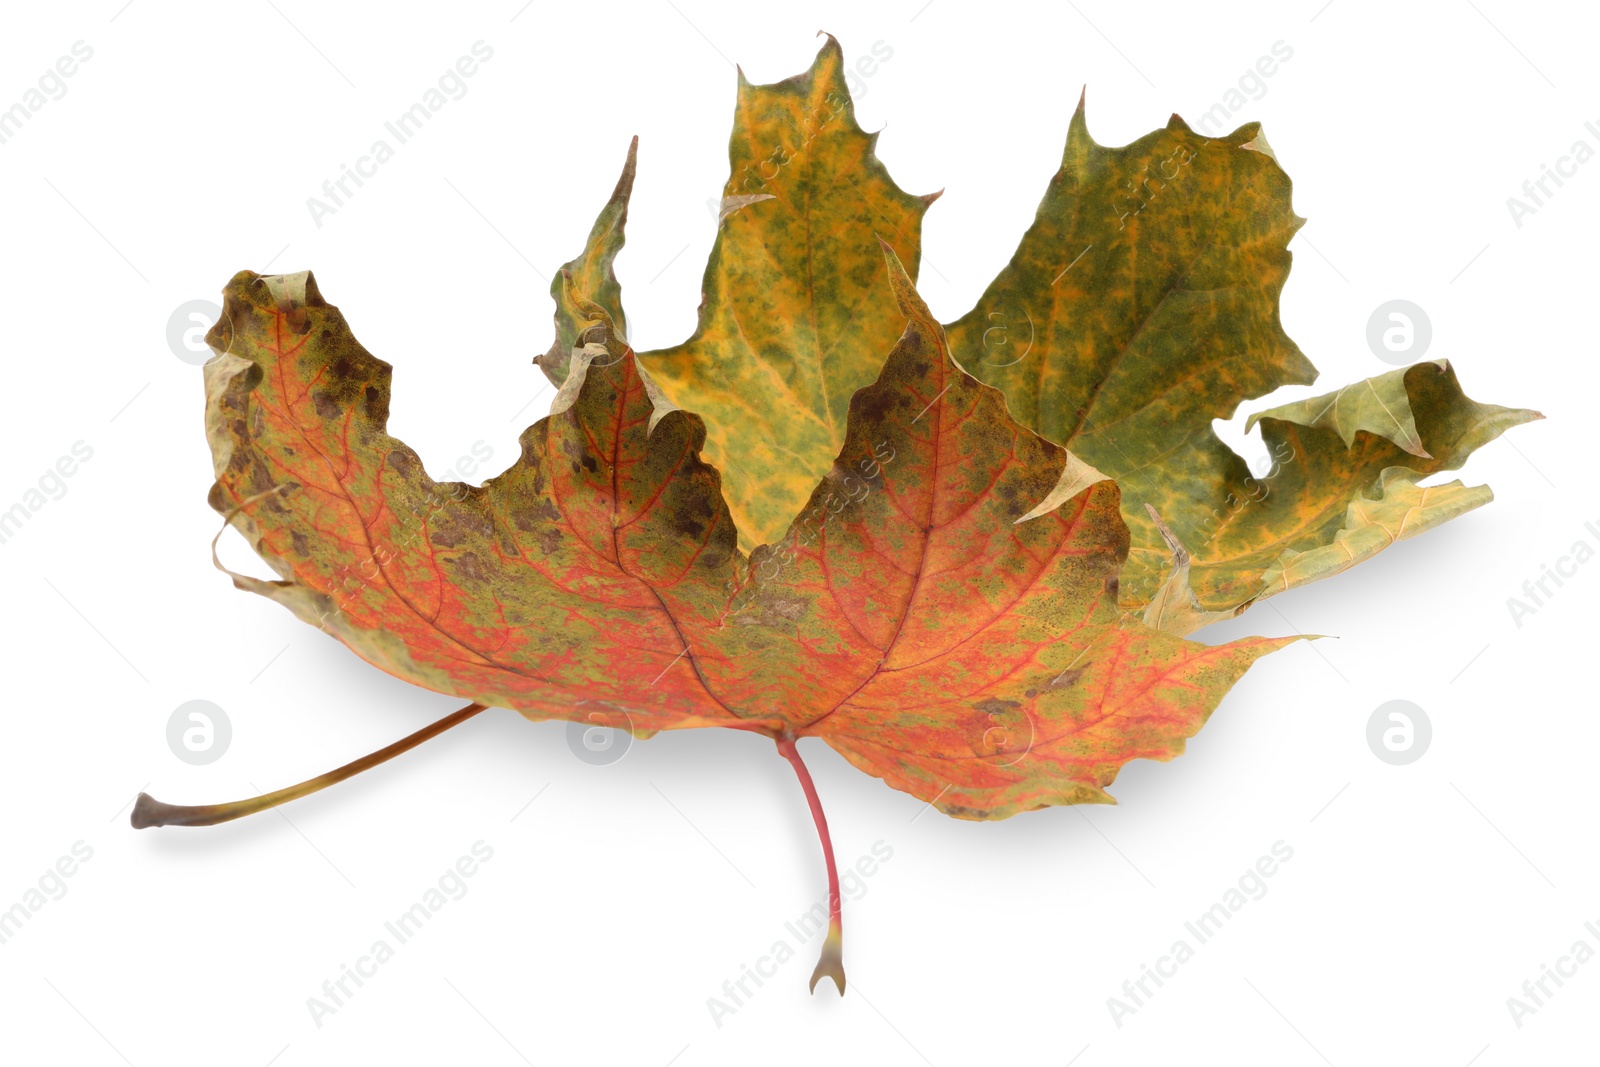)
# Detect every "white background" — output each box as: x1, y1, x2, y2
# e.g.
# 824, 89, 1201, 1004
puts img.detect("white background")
0, 1, 1592, 1064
